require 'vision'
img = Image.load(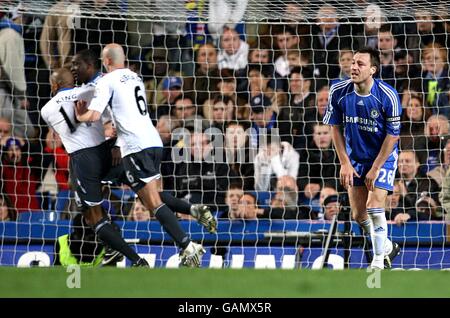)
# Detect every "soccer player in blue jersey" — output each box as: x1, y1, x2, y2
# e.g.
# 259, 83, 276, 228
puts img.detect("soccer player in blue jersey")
323, 47, 401, 269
